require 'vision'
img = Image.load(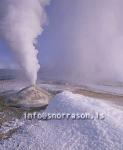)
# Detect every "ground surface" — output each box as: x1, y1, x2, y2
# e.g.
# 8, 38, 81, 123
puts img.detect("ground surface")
0, 79, 123, 150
